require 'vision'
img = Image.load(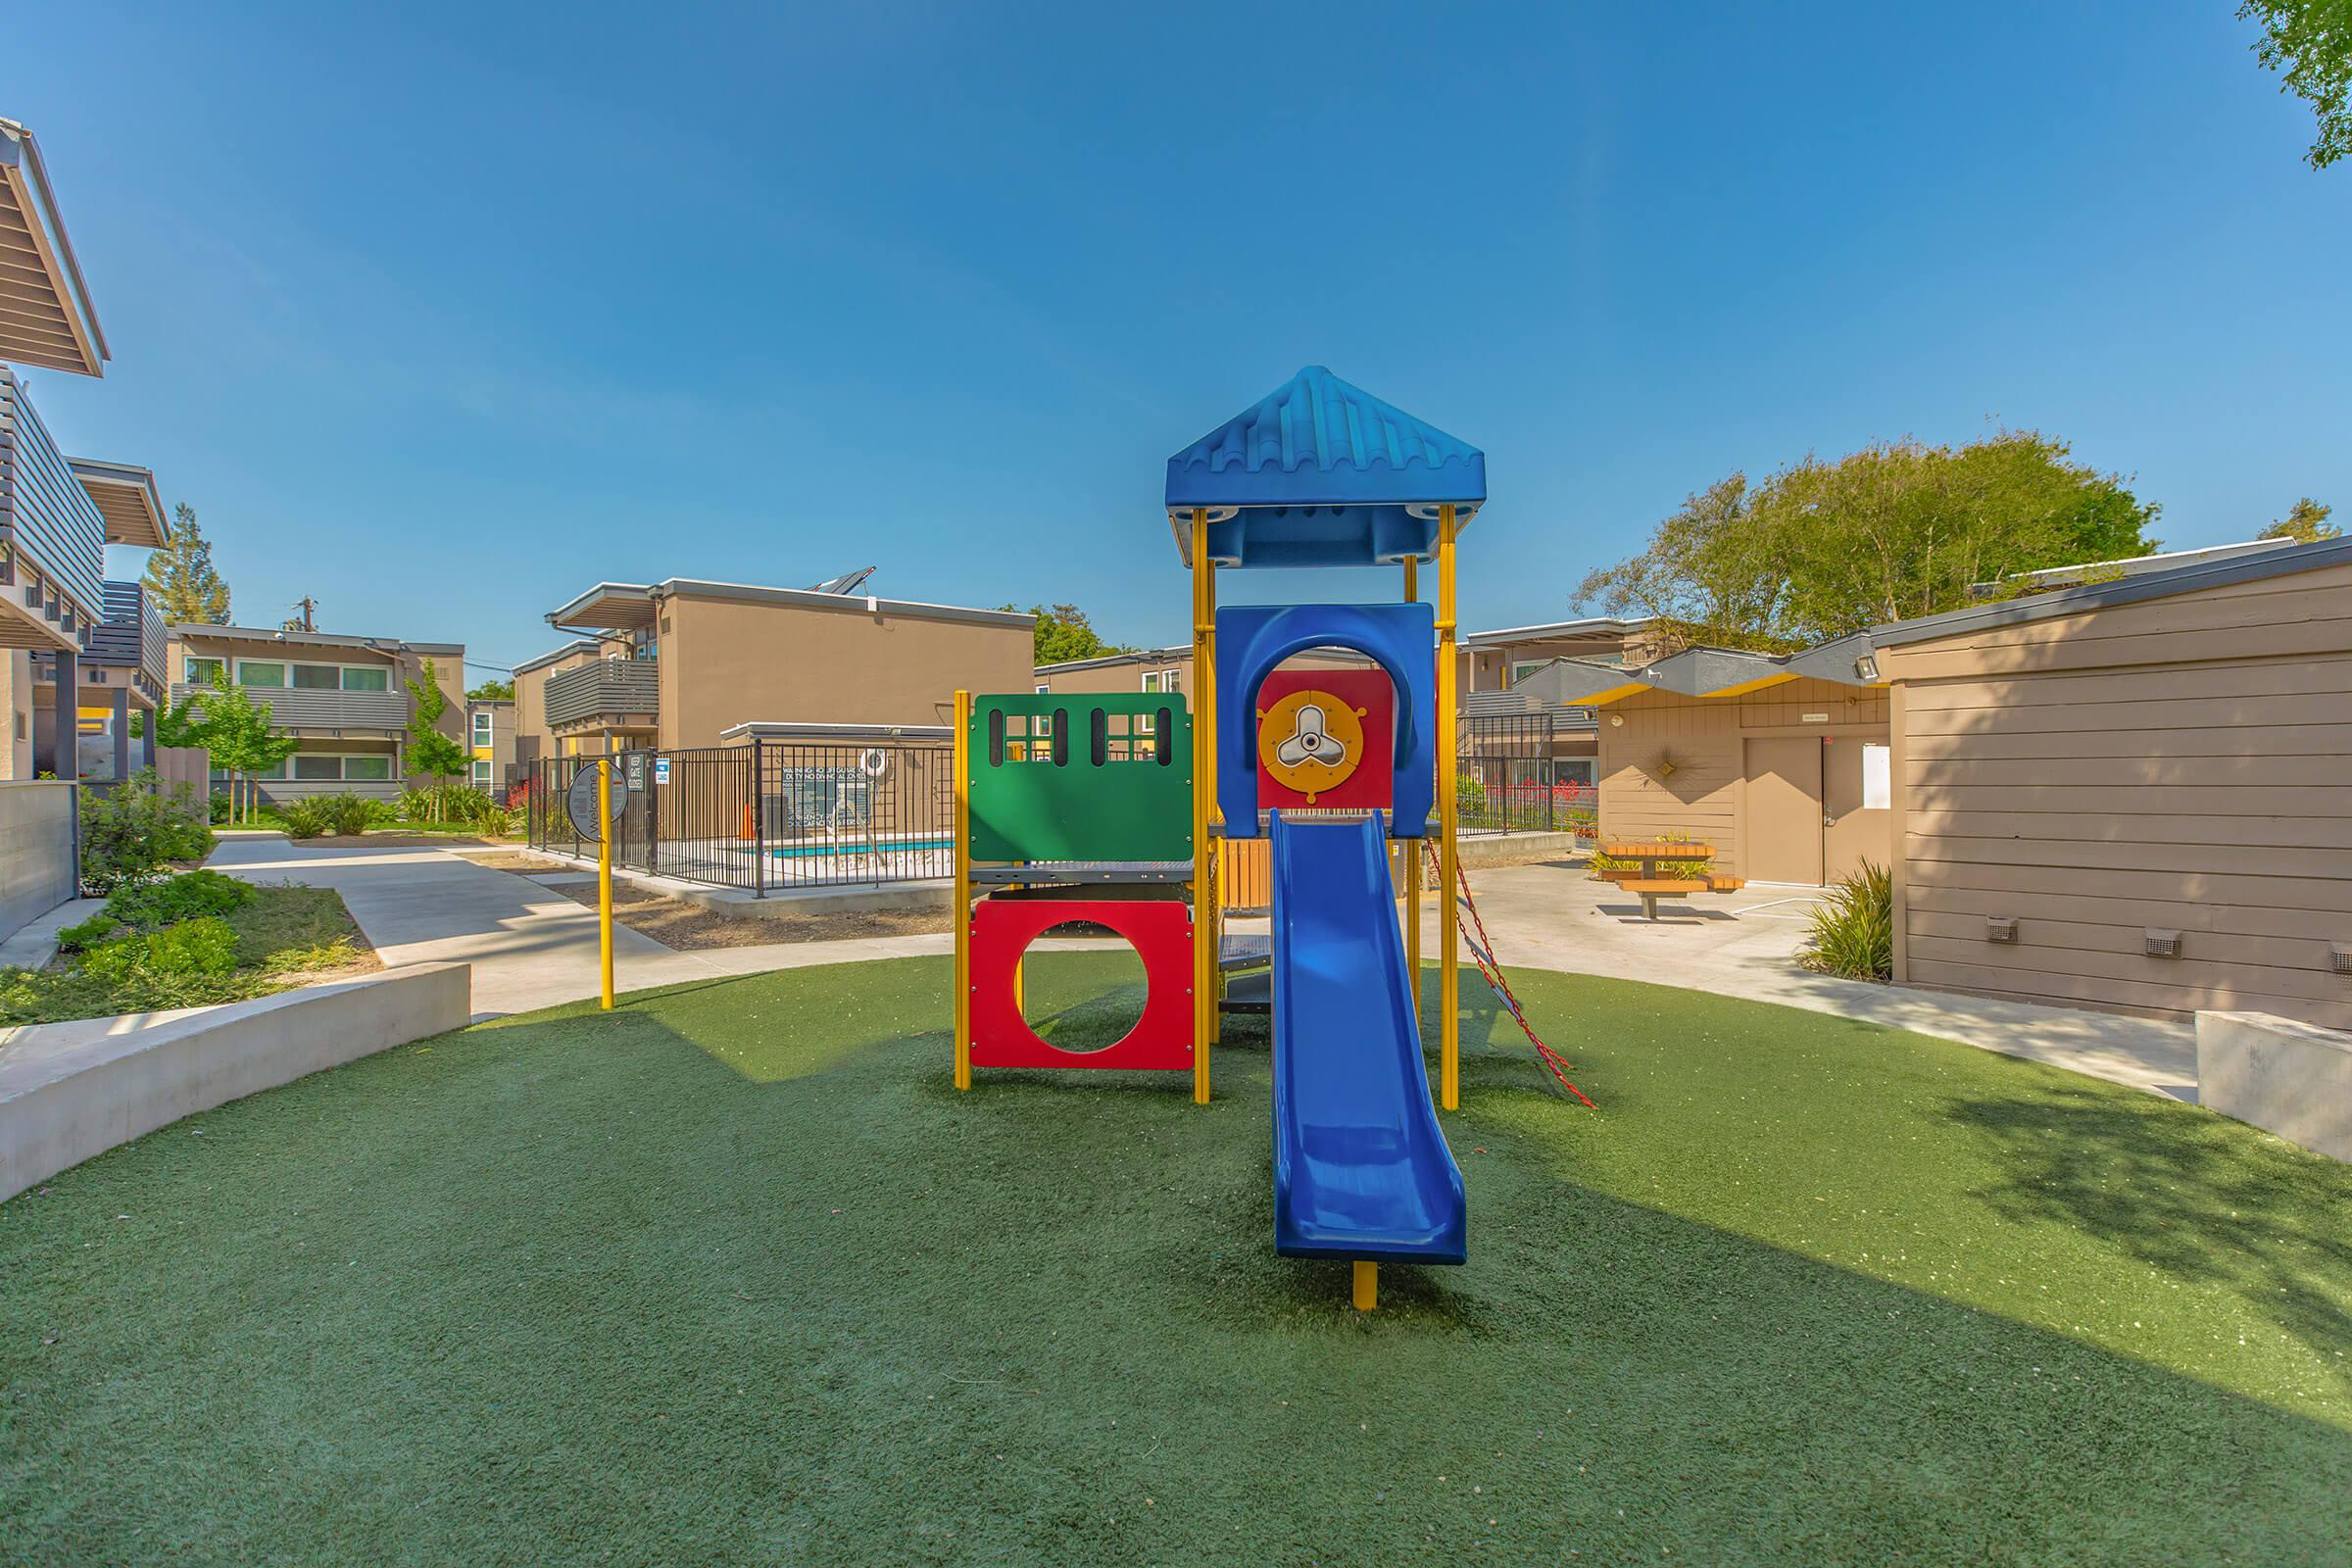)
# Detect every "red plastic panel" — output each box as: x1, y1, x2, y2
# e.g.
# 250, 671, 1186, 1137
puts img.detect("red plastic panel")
968, 896, 1196, 1072
1254, 667, 1396, 812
